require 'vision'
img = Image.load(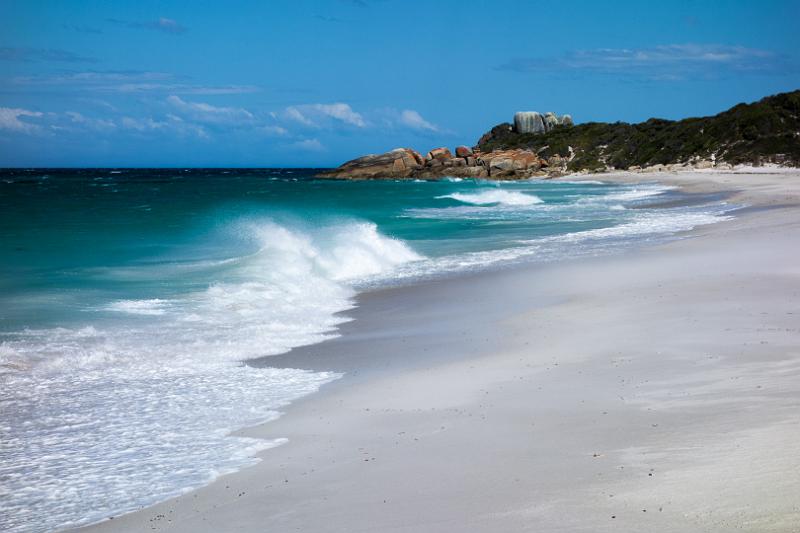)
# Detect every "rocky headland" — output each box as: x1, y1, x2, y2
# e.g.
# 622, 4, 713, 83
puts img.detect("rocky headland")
318, 90, 800, 180
318, 111, 574, 180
